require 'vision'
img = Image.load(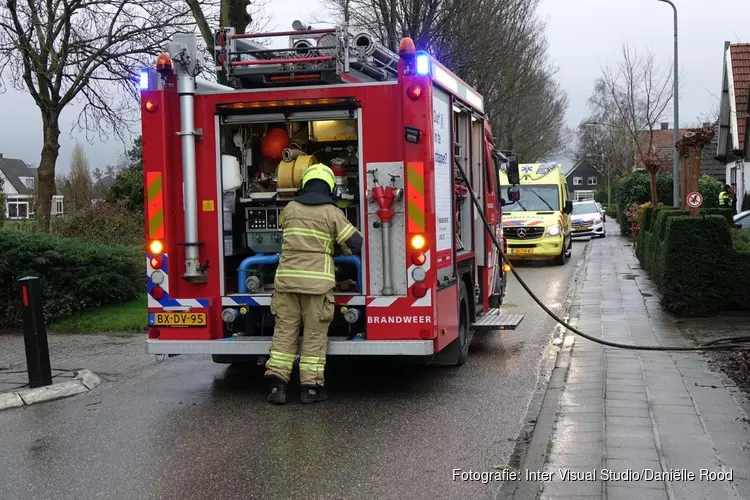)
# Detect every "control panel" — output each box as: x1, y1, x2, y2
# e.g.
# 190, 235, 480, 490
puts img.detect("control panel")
245, 207, 282, 231
244, 205, 361, 254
